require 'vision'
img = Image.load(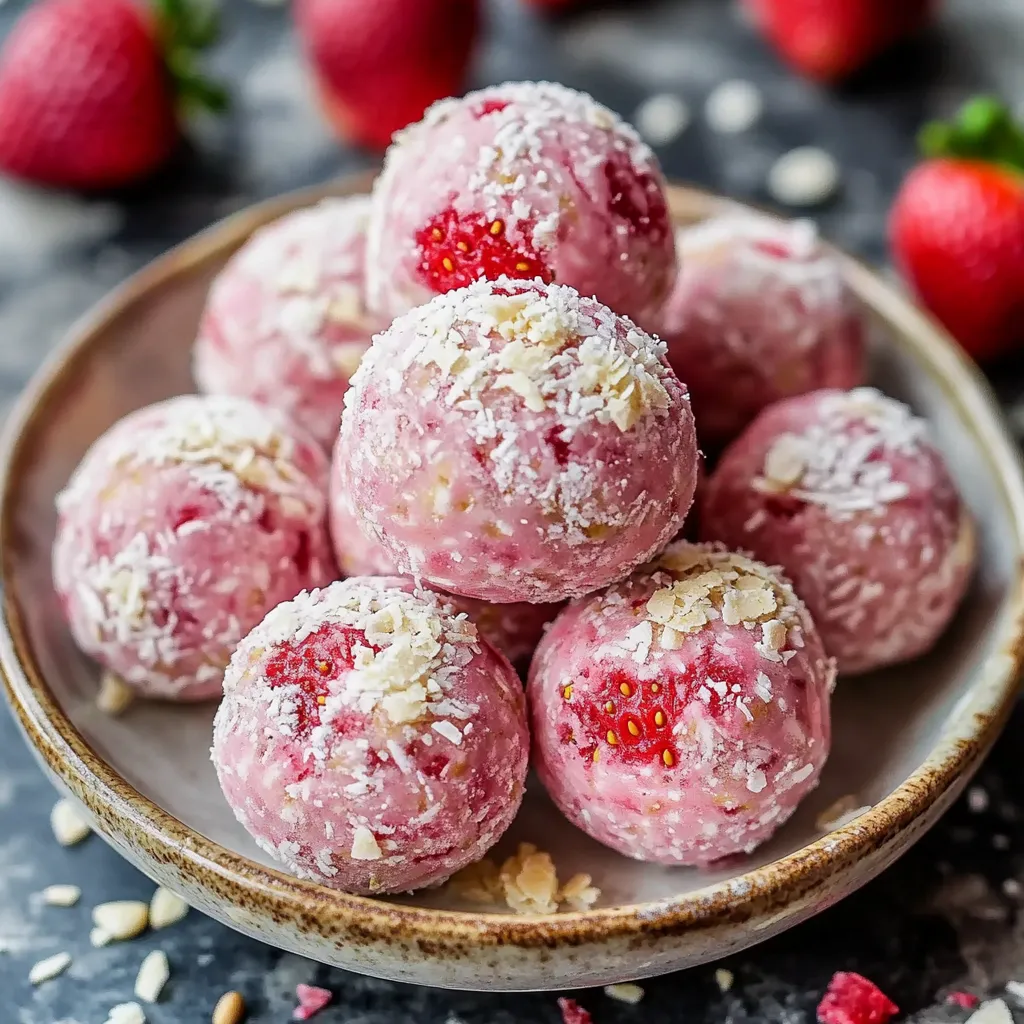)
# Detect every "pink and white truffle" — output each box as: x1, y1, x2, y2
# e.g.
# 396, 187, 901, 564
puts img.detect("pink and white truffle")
660, 215, 866, 445
701, 388, 976, 674
53, 395, 335, 701
335, 277, 699, 604
193, 196, 383, 448
366, 81, 677, 326
211, 577, 529, 894
329, 488, 561, 667
529, 542, 833, 866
